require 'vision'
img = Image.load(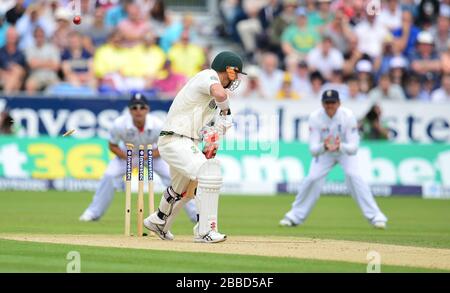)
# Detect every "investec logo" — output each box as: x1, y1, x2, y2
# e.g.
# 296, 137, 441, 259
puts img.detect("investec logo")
126, 150, 132, 180
139, 150, 144, 181
147, 149, 153, 180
